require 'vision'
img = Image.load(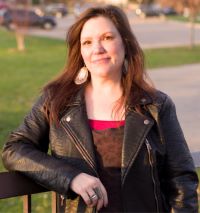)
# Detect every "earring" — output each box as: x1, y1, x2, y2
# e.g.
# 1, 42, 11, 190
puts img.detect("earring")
123, 59, 128, 75
74, 66, 89, 85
